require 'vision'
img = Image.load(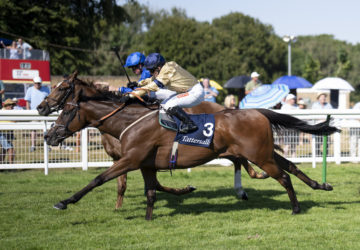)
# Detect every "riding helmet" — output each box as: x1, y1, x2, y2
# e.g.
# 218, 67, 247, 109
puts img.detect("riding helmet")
144, 53, 166, 70
124, 52, 146, 68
